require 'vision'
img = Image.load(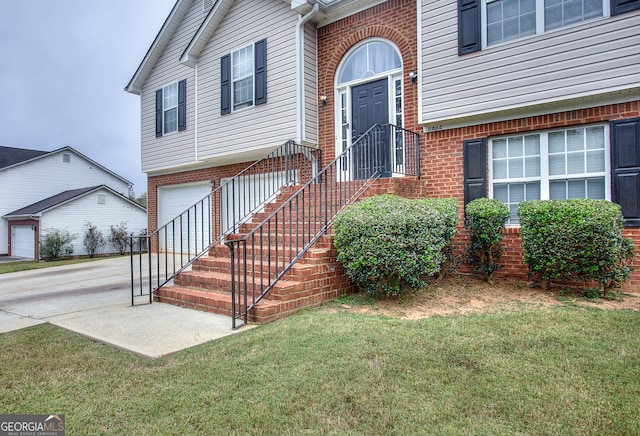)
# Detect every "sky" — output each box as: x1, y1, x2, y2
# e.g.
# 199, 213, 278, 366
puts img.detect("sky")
0, 0, 176, 195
